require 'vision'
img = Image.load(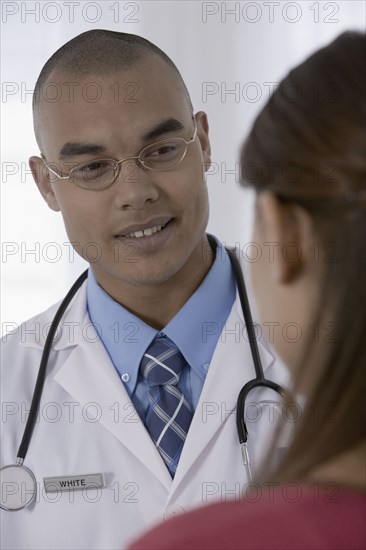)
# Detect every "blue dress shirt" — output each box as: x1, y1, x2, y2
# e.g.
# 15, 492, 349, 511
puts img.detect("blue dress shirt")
86, 238, 236, 421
